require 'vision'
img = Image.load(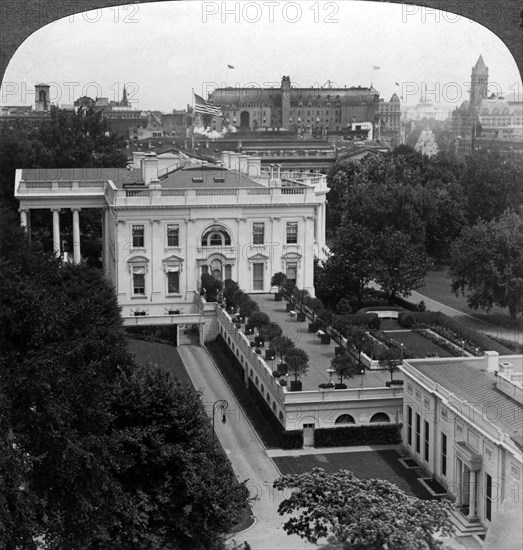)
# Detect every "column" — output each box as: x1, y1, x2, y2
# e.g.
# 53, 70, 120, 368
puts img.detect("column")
51, 208, 61, 257
314, 206, 319, 241
19, 208, 28, 229
468, 470, 477, 519
72, 208, 81, 264
455, 459, 463, 506
102, 208, 111, 278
